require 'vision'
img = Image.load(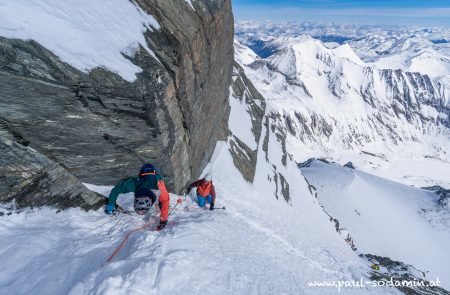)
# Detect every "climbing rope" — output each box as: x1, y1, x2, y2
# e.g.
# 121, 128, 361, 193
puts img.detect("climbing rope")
104, 218, 156, 264
104, 202, 180, 265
